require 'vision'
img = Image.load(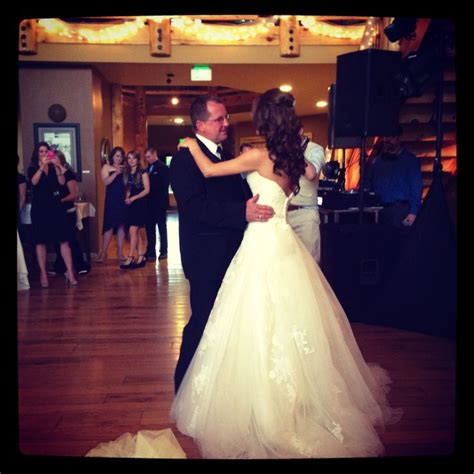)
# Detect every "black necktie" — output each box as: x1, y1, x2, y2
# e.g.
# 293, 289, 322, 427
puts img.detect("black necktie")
216, 145, 223, 160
